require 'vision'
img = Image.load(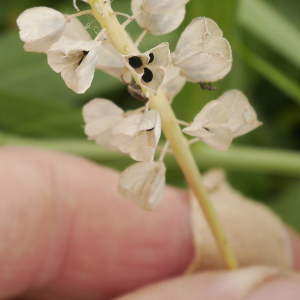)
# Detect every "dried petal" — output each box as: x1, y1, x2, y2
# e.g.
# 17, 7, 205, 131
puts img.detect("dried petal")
111, 110, 161, 162
48, 37, 101, 93
142, 0, 189, 14
118, 161, 166, 210
83, 98, 124, 145
174, 17, 232, 83
132, 0, 185, 35
17, 7, 67, 53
